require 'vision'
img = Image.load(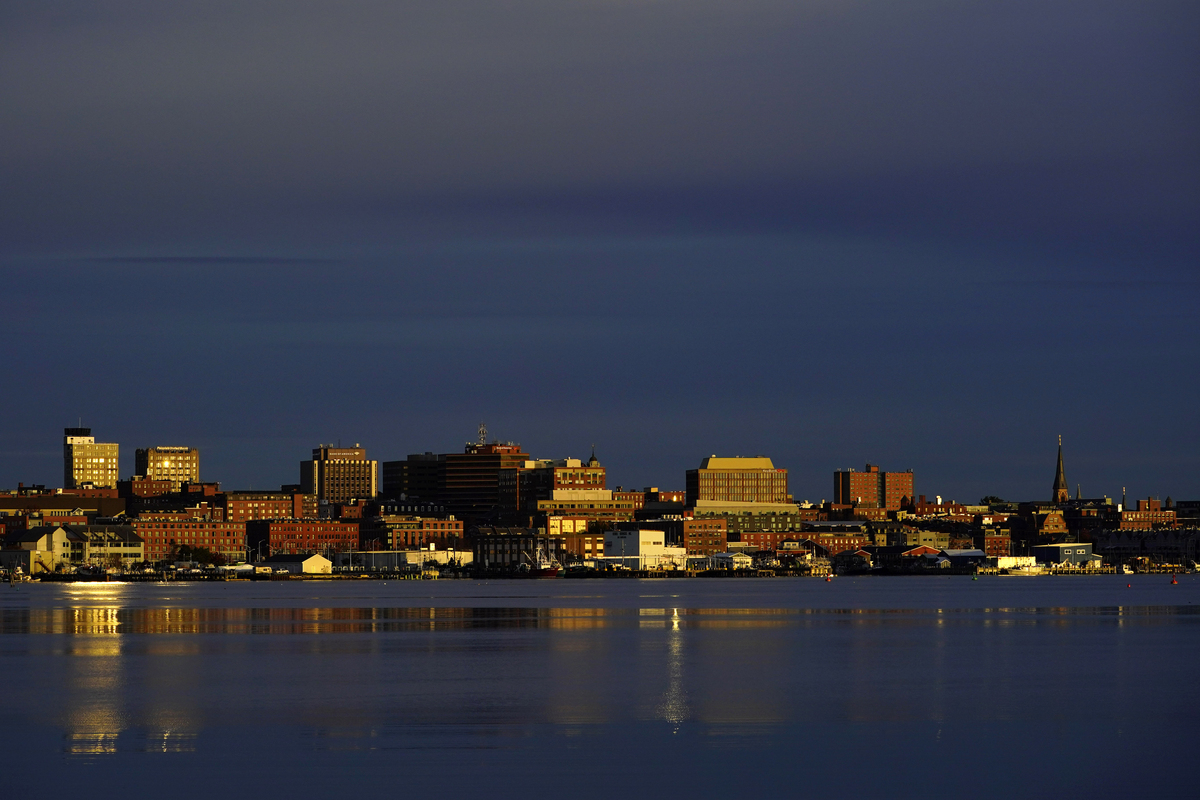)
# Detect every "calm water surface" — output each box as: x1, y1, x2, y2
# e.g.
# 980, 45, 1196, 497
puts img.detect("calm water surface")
1, 575, 1196, 799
